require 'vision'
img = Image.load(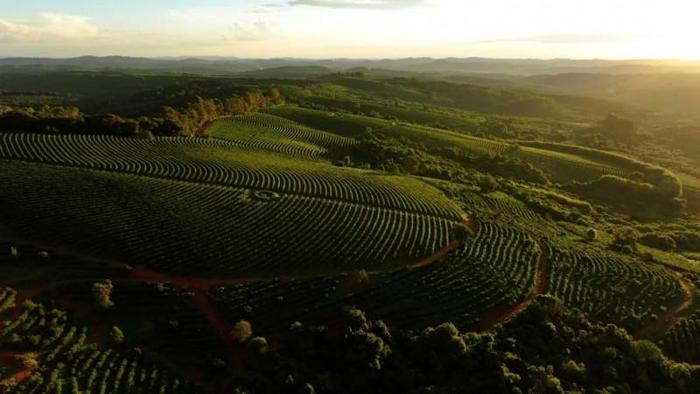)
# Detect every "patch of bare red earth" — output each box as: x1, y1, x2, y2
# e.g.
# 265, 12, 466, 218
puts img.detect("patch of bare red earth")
0, 221, 478, 387
634, 269, 696, 340
414, 240, 460, 267
415, 219, 477, 269
473, 242, 550, 332
128, 266, 248, 373
0, 352, 32, 384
